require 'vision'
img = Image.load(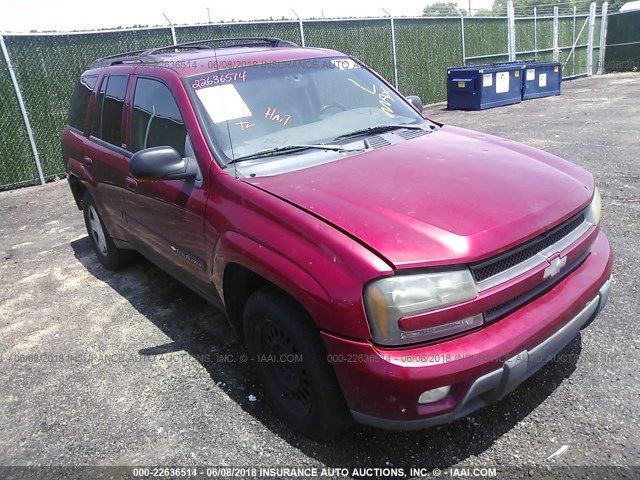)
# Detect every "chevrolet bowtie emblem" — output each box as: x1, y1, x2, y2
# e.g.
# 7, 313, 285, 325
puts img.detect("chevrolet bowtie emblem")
544, 255, 567, 279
